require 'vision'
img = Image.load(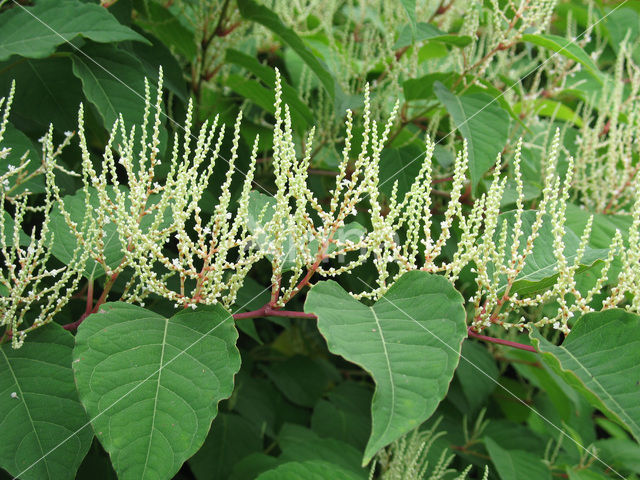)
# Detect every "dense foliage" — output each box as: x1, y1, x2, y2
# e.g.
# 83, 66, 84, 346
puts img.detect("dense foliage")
0, 0, 639, 479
